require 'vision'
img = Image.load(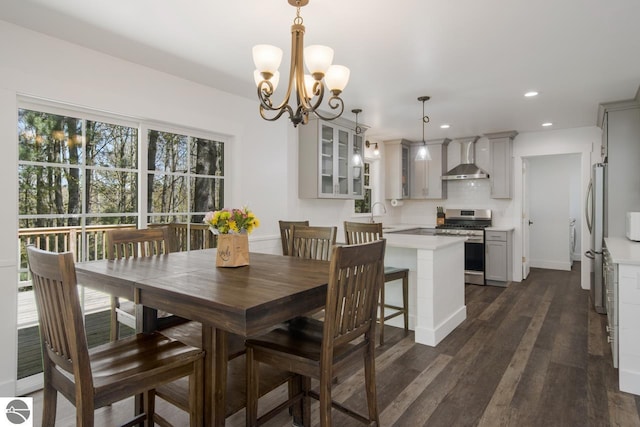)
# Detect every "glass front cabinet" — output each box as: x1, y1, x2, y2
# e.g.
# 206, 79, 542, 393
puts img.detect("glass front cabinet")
299, 118, 365, 199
